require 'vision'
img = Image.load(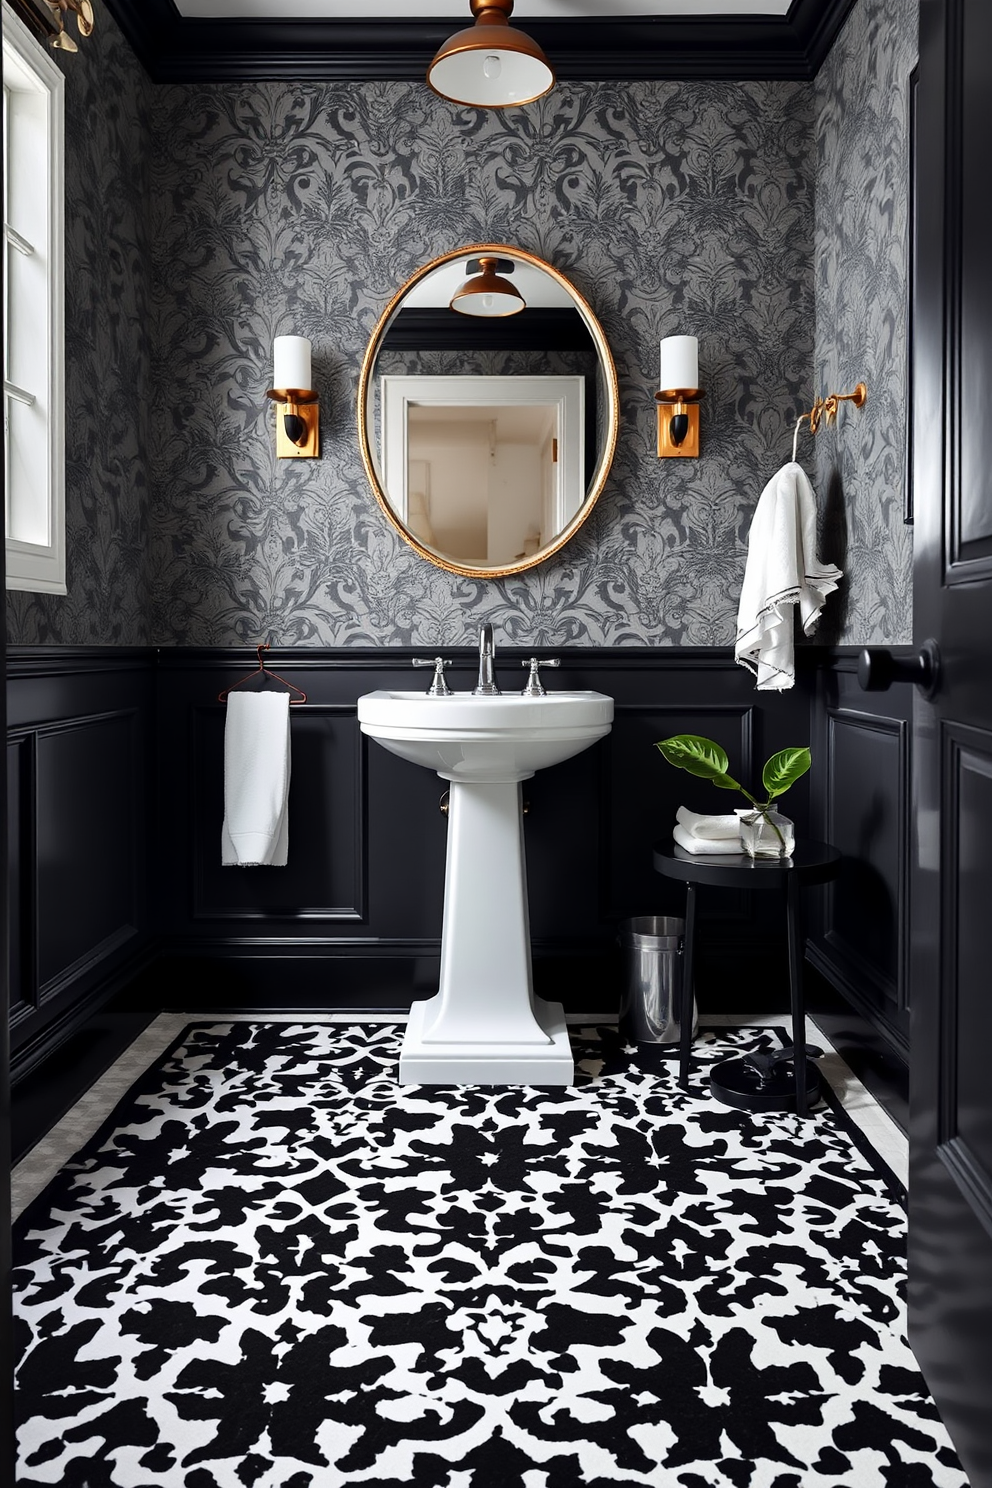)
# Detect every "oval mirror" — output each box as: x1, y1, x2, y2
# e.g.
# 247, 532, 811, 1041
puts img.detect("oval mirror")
358, 245, 619, 579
